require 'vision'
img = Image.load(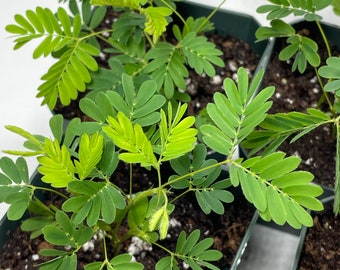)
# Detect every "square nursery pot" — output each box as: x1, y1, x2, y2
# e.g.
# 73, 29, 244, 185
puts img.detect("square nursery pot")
0, 2, 274, 270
